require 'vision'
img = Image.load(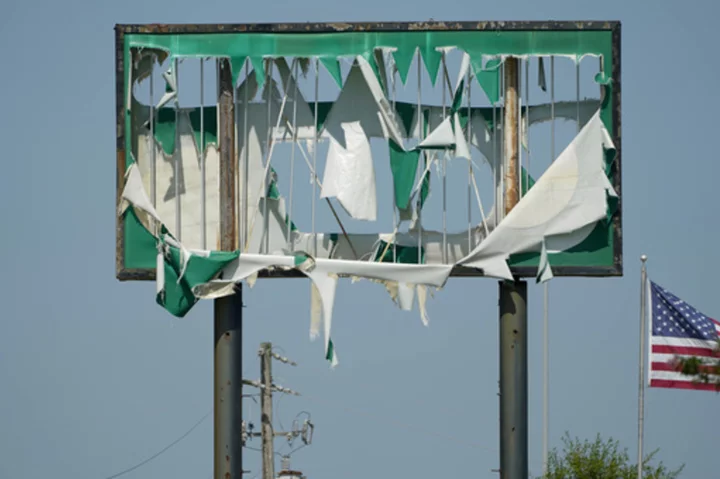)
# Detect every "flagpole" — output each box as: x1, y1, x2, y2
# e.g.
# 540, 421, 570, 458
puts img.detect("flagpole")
542, 279, 549, 474
637, 254, 648, 479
